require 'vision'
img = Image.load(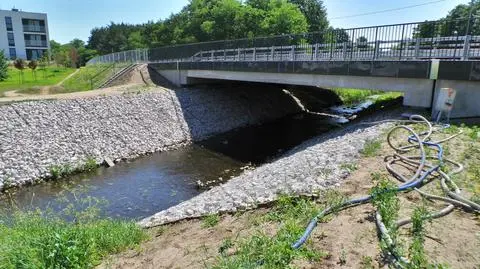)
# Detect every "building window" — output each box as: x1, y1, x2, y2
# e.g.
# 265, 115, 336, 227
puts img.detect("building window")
5, 17, 13, 31
26, 49, 46, 60
9, 48, 16, 59
22, 19, 46, 33
7, 32, 15, 46
24, 34, 48, 47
